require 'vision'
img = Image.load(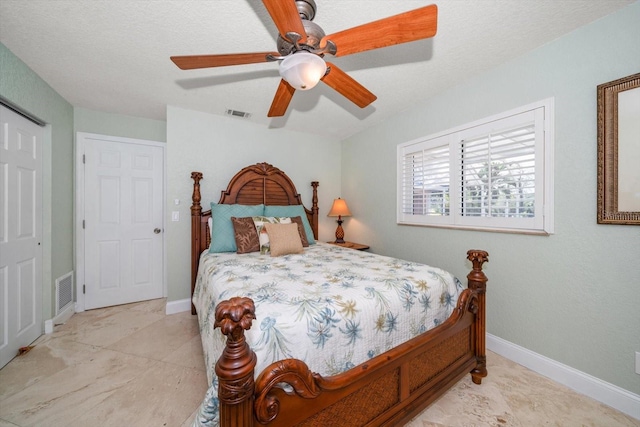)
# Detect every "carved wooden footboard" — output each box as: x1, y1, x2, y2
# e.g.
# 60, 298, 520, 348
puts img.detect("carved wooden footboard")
214, 250, 488, 427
